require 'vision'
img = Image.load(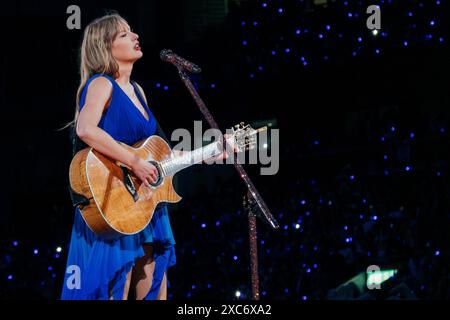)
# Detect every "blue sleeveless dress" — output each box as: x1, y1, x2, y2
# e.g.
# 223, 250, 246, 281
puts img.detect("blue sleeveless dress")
61, 73, 176, 300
